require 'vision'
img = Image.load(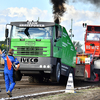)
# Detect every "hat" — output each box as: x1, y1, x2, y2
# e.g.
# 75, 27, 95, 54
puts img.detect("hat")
8, 49, 14, 55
